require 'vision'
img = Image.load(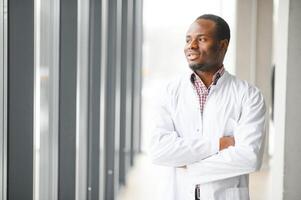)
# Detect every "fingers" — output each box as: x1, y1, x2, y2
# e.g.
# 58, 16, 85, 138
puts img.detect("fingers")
219, 136, 235, 150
